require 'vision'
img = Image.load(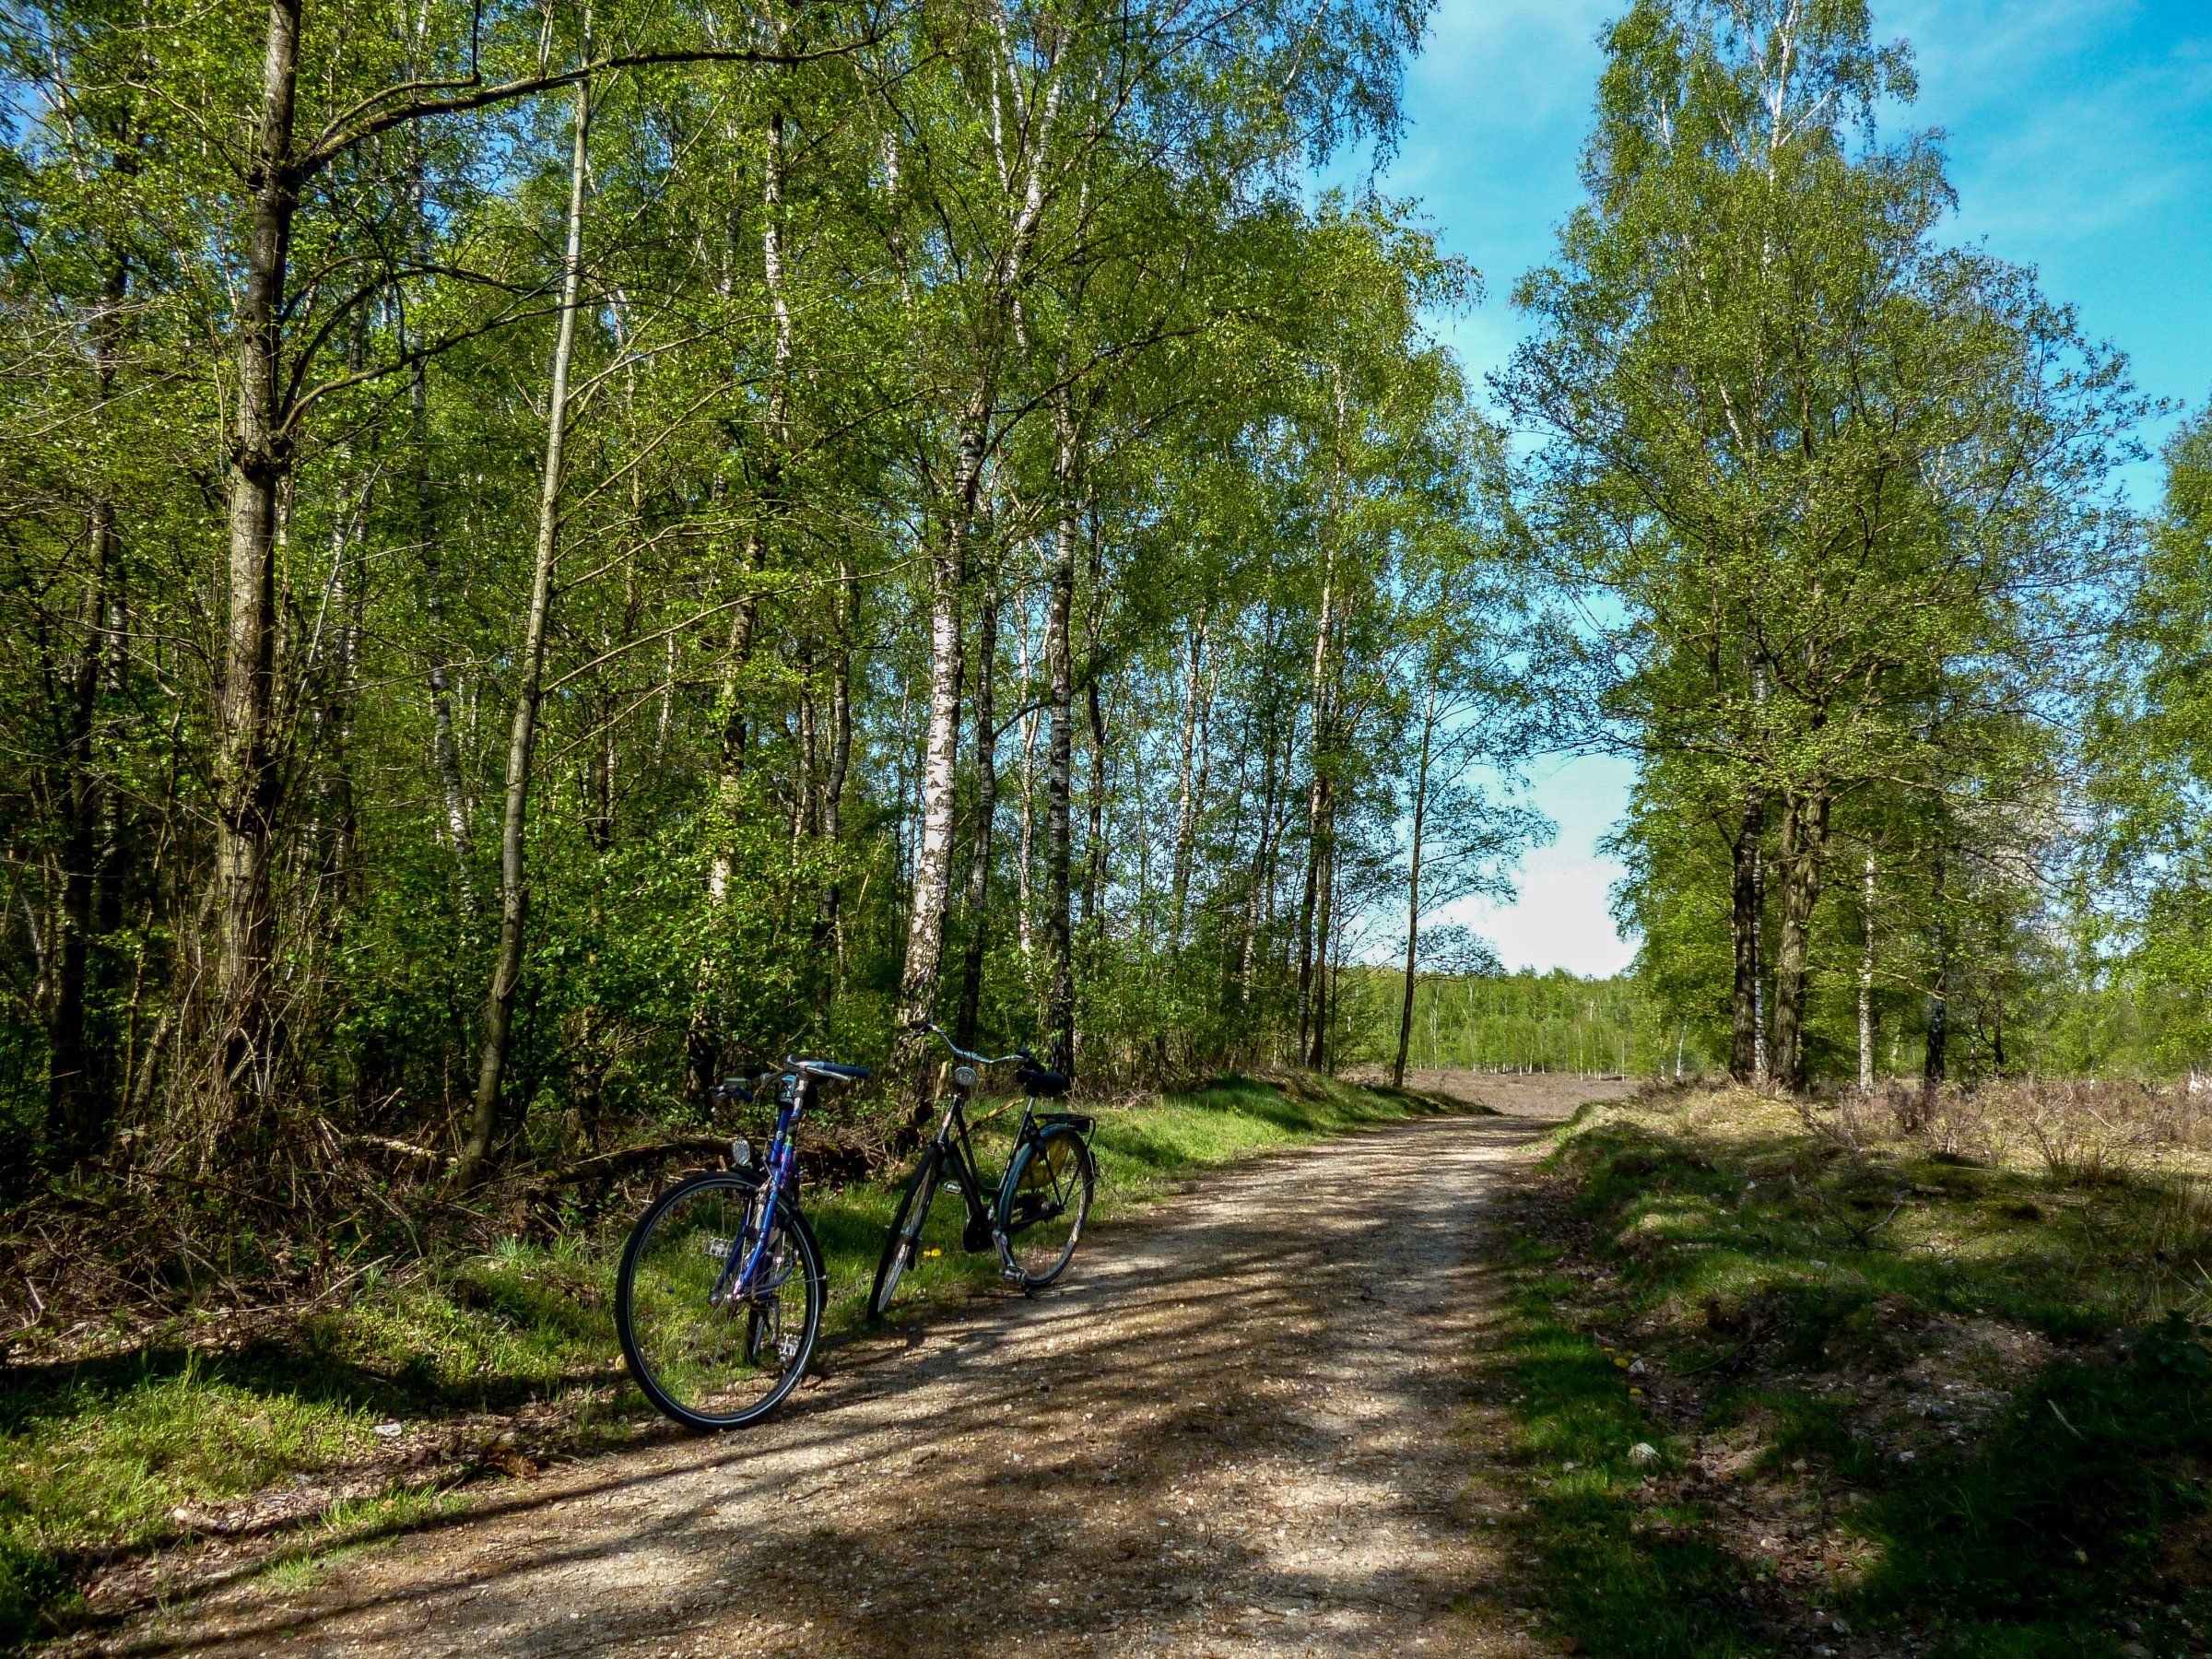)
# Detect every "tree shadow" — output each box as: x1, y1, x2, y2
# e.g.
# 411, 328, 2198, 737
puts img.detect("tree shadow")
84, 1112, 1545, 1657
1499, 1104, 2212, 1655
